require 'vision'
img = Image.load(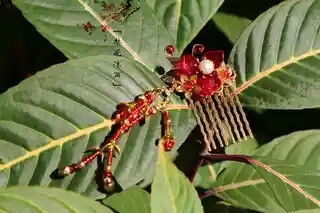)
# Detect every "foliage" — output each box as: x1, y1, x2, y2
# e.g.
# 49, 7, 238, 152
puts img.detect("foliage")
0, 0, 319, 212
